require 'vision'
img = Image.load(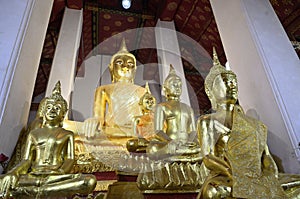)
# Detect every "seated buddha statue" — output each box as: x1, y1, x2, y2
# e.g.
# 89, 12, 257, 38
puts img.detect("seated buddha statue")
137, 65, 202, 191
80, 39, 146, 144
126, 82, 157, 153
146, 65, 201, 162
197, 48, 299, 198
0, 81, 96, 198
